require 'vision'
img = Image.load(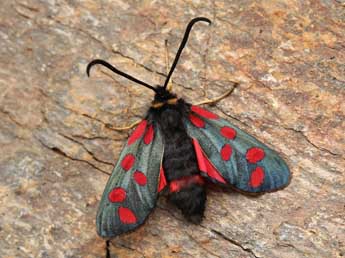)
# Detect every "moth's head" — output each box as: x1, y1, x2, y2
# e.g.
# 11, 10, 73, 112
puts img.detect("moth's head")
154, 86, 175, 101
151, 86, 178, 108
